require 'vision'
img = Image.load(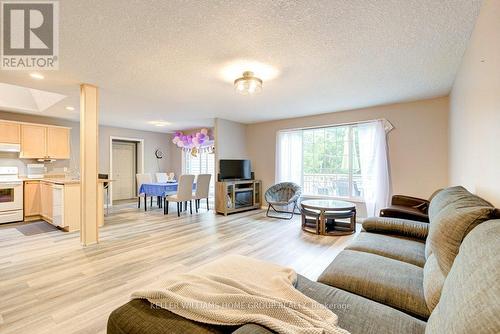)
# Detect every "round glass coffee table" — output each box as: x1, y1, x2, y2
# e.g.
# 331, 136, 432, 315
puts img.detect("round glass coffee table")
300, 199, 357, 236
